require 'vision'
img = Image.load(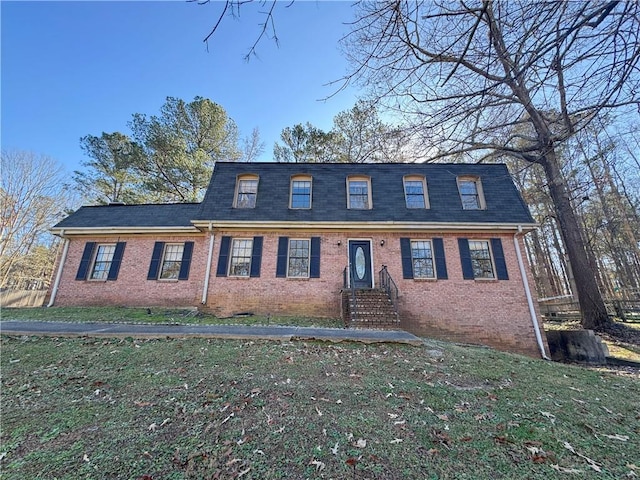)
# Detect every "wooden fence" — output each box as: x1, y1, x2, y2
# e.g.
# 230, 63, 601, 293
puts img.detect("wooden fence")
539, 298, 640, 322
1, 289, 47, 308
